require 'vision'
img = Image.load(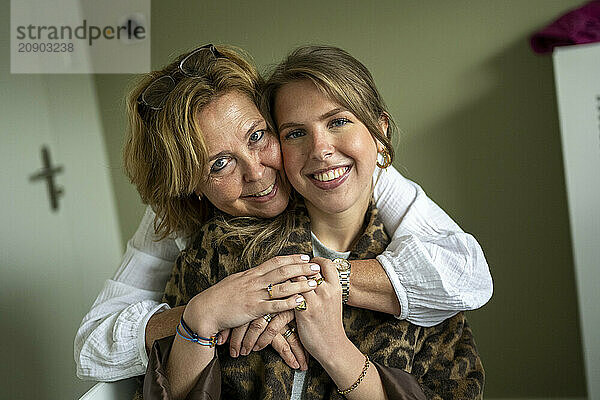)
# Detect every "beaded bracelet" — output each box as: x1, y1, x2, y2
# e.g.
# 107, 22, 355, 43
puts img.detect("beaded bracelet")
337, 354, 370, 396
175, 316, 217, 347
